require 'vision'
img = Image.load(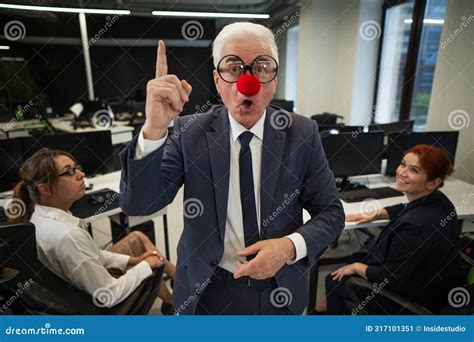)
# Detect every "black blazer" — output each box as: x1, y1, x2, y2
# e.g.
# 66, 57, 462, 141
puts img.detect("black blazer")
364, 190, 462, 312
